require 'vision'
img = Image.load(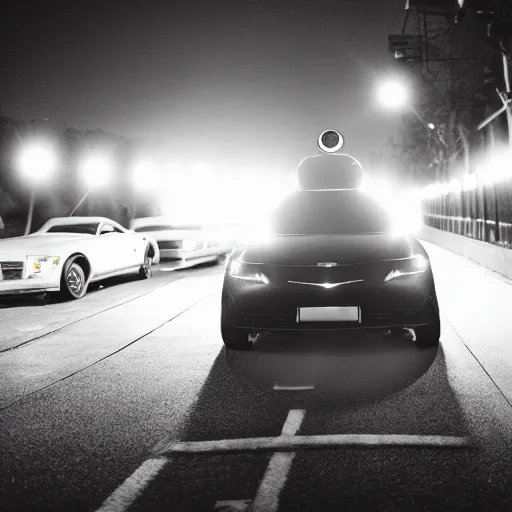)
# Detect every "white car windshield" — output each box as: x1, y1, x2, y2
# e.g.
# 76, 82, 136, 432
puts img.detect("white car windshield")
45, 224, 100, 235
